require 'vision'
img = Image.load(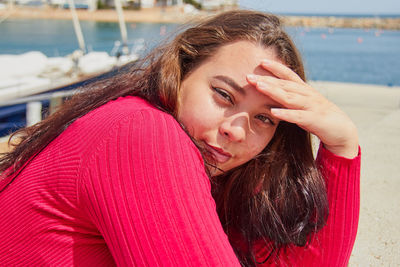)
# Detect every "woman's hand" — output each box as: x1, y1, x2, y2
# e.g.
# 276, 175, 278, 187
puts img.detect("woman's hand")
247, 59, 359, 158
